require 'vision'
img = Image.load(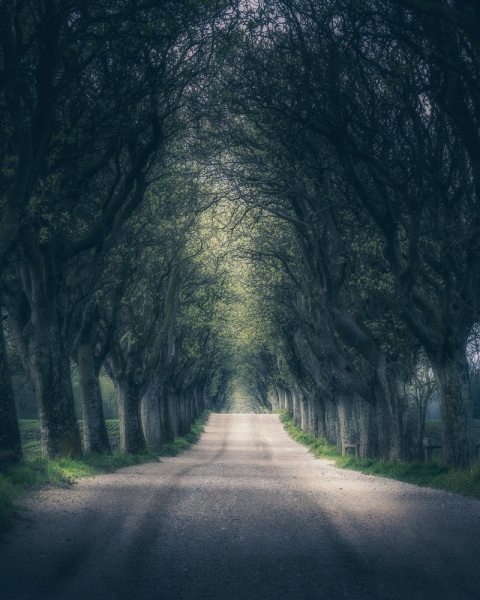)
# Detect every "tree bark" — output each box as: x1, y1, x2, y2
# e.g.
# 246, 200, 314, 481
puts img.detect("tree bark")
77, 343, 110, 454
27, 327, 82, 458
0, 320, 22, 465
374, 359, 403, 461
167, 389, 179, 439
141, 379, 163, 450
431, 348, 474, 467
161, 389, 175, 443
116, 381, 146, 454
416, 404, 427, 461
7, 252, 82, 459
337, 394, 356, 454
